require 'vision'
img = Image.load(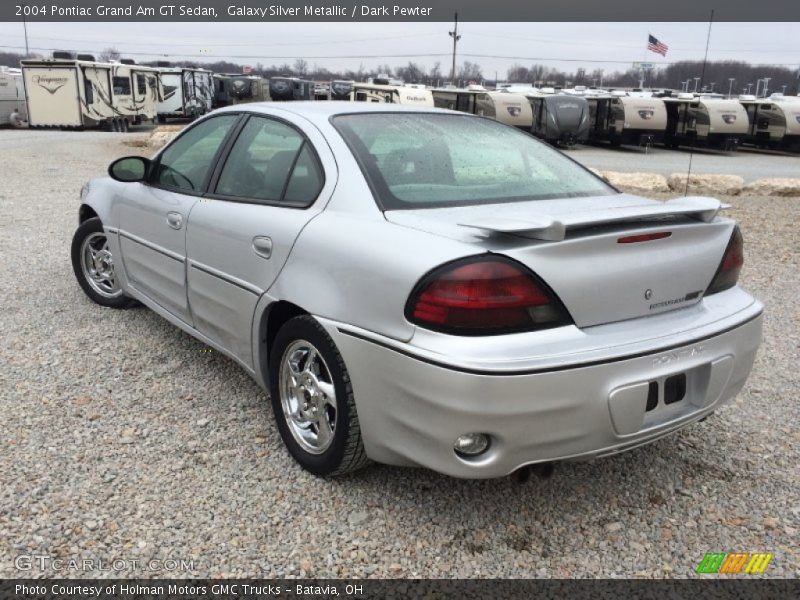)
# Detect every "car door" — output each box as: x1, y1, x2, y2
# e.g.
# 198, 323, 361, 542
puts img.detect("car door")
117, 113, 240, 323
185, 114, 331, 368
